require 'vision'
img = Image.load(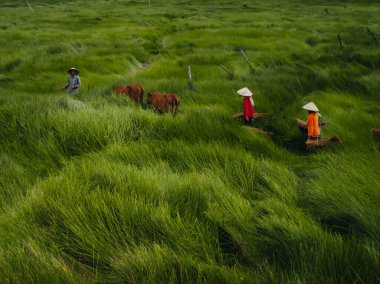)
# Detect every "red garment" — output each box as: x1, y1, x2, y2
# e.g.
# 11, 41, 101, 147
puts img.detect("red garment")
243, 97, 254, 118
